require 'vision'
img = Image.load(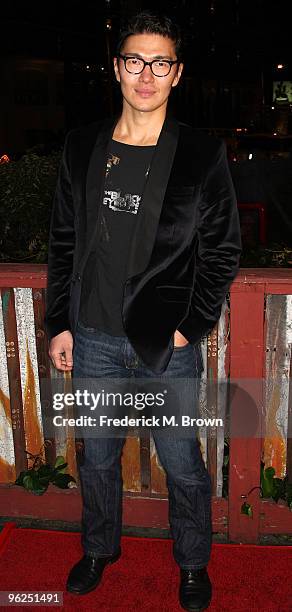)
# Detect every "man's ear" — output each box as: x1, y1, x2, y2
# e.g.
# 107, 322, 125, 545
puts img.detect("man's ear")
172, 62, 184, 88
113, 57, 121, 83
